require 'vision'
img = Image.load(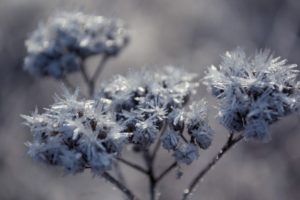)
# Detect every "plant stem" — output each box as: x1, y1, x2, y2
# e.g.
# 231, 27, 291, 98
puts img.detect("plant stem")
80, 55, 109, 97
182, 133, 243, 200
80, 64, 94, 97
143, 150, 156, 200
102, 172, 139, 200
117, 157, 149, 175
92, 55, 108, 82
151, 121, 167, 161
155, 161, 177, 183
